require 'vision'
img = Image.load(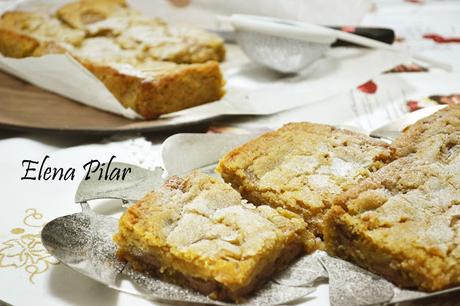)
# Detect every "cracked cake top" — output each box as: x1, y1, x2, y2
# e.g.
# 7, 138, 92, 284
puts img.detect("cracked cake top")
114, 171, 313, 299
217, 122, 392, 236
